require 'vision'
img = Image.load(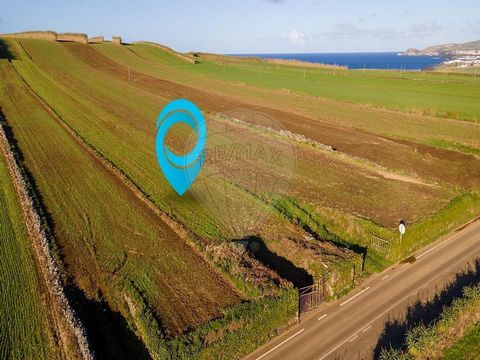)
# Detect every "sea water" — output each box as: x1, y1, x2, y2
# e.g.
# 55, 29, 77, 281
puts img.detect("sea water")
233, 52, 445, 70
